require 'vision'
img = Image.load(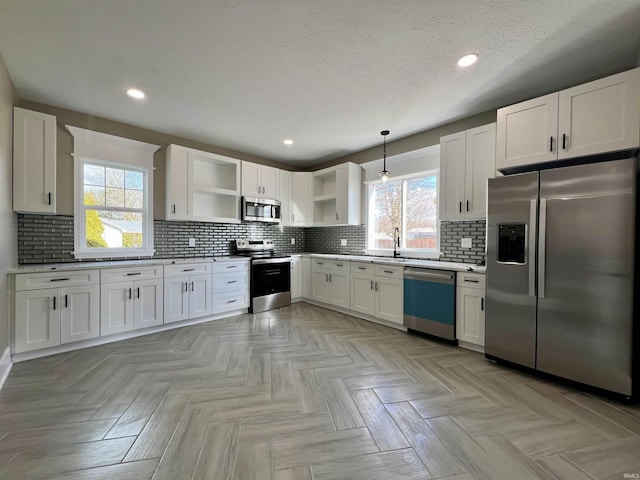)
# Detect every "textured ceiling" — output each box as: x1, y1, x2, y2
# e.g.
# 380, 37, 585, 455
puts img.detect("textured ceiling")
1, 0, 639, 167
